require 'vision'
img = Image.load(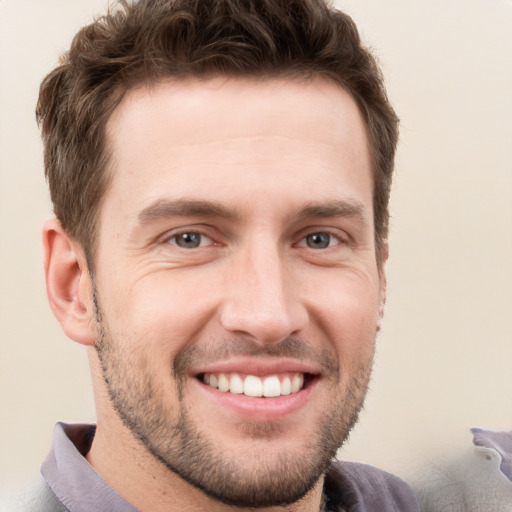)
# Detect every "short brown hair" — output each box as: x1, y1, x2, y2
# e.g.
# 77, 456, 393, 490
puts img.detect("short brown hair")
37, 0, 398, 269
